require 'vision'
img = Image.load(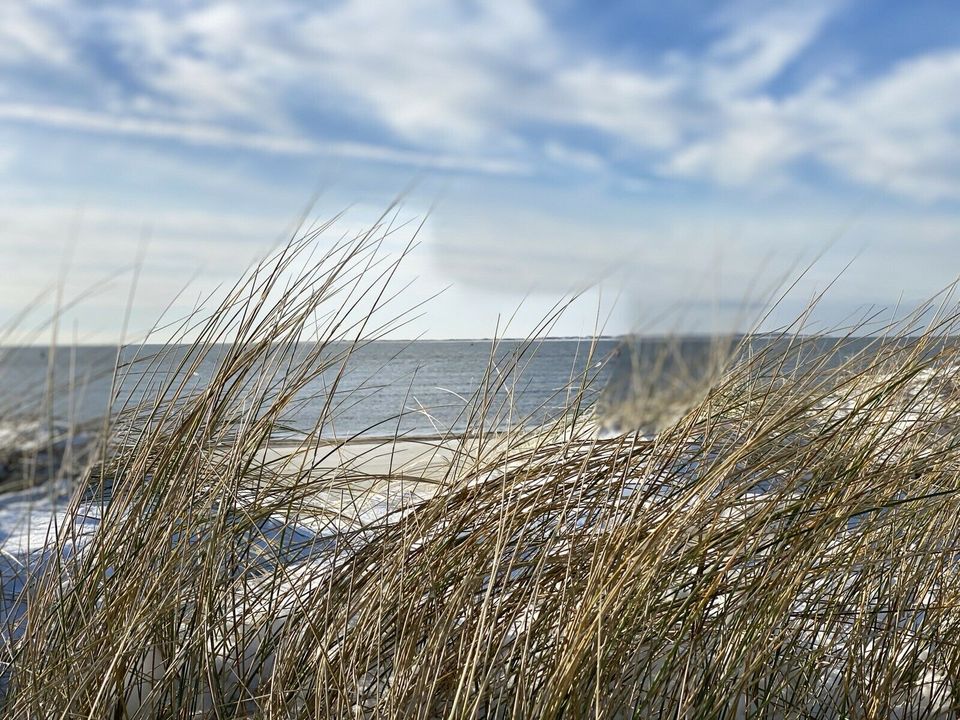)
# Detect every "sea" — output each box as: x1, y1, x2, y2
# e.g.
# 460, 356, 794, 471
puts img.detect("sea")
0, 335, 925, 439
0, 340, 624, 438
